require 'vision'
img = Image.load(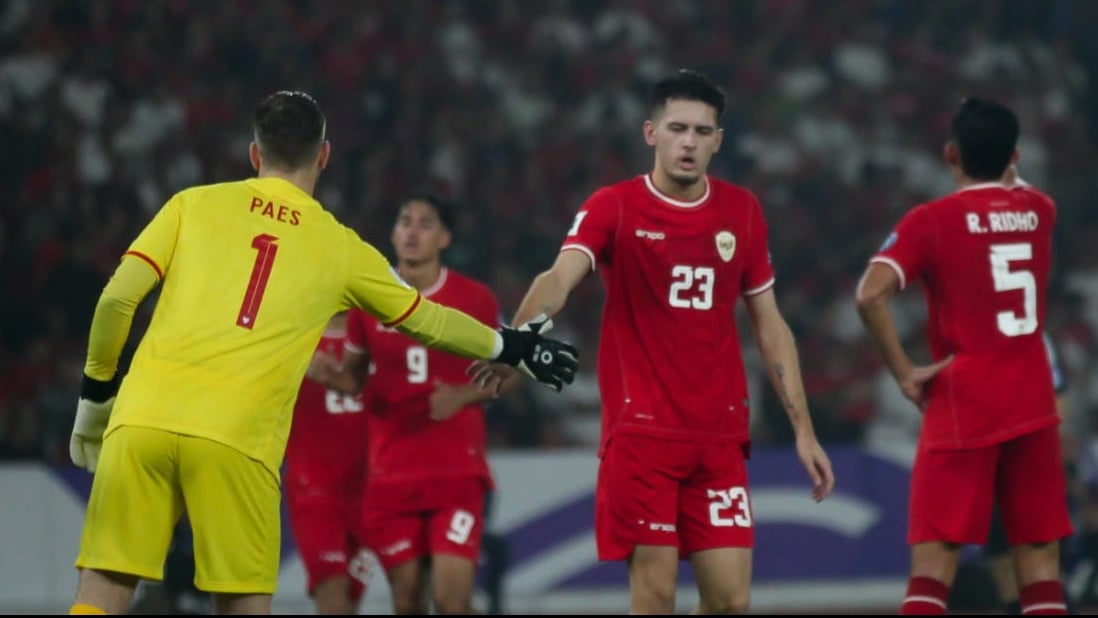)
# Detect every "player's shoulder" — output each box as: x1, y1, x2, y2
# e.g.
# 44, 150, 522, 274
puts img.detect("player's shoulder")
586, 176, 641, 203
170, 179, 248, 204
708, 177, 762, 207
444, 268, 496, 298
1011, 184, 1057, 209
